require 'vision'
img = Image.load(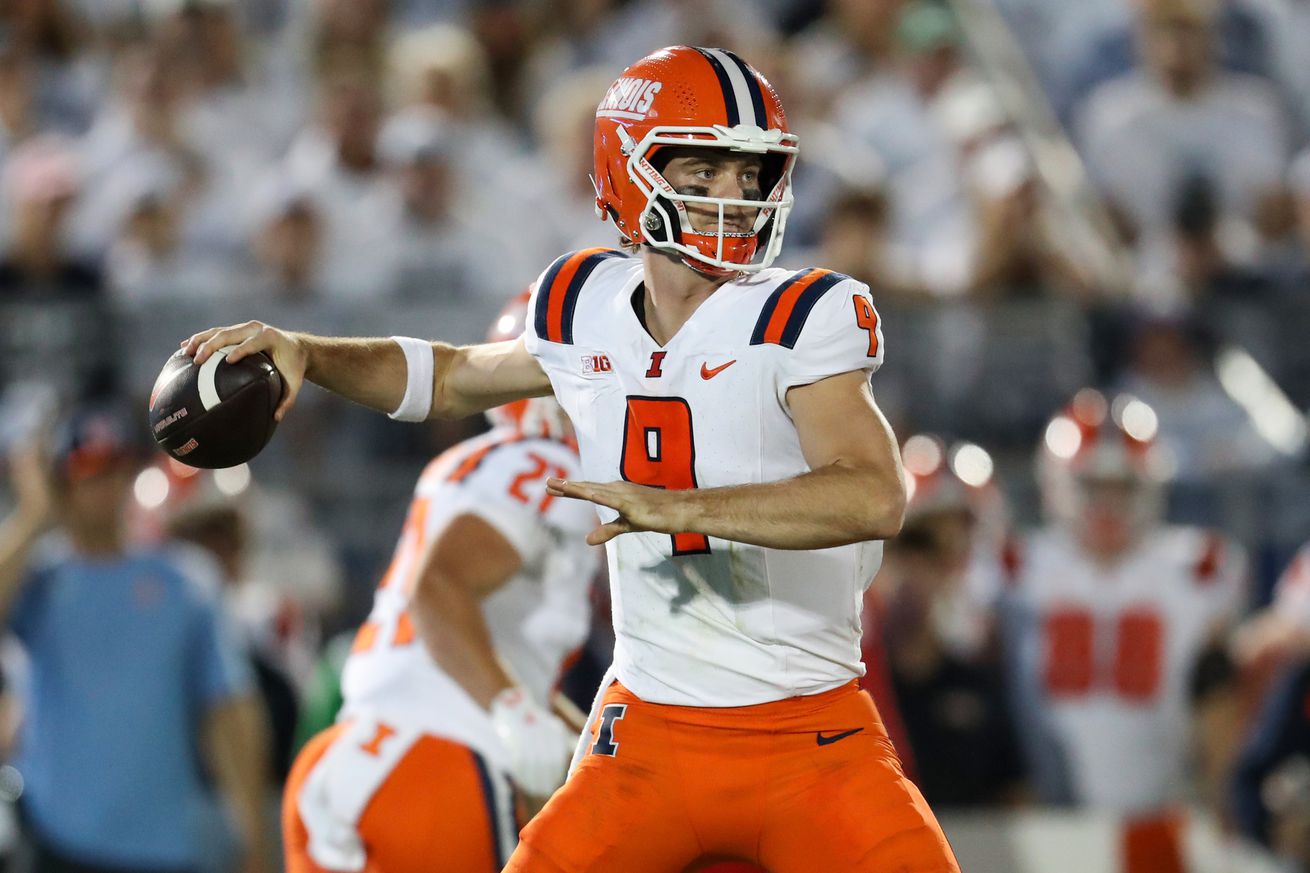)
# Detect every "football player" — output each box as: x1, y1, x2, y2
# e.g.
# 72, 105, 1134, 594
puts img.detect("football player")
280, 294, 598, 872
1002, 389, 1246, 873
862, 435, 1025, 808
186, 46, 958, 872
